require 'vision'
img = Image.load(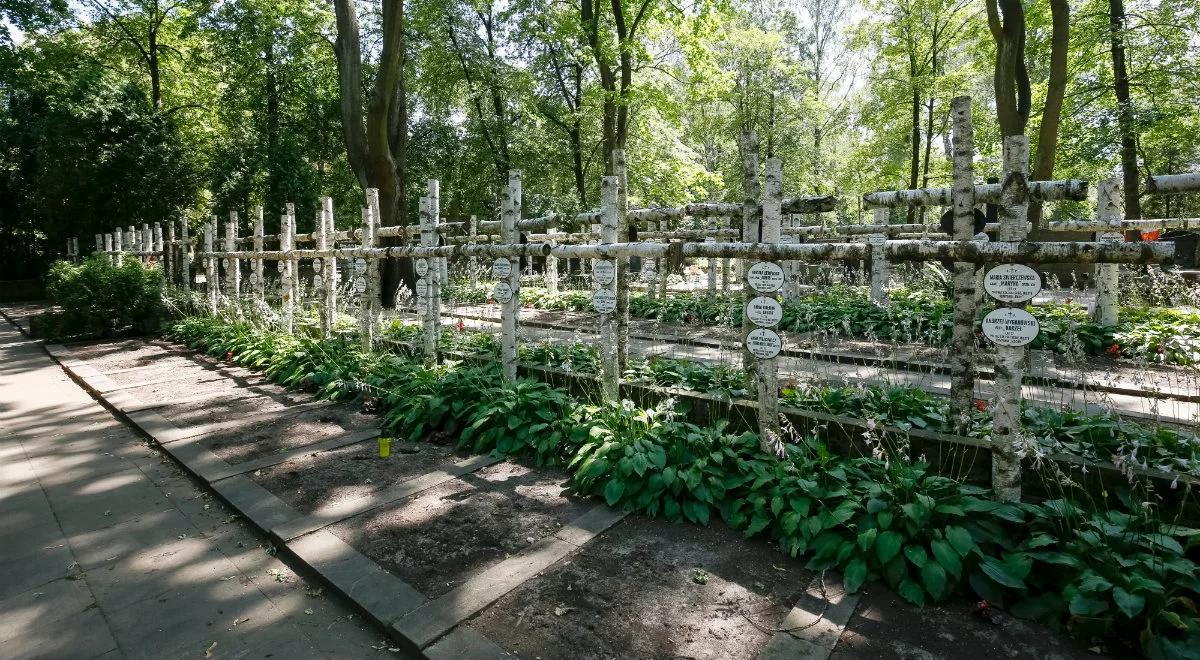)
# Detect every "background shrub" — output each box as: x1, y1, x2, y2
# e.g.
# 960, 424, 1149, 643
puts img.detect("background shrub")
42, 257, 163, 339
